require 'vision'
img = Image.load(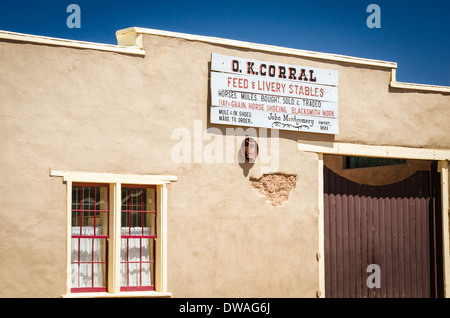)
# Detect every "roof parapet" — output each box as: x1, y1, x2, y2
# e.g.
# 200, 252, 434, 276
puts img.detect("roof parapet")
0, 29, 145, 56
116, 27, 398, 69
